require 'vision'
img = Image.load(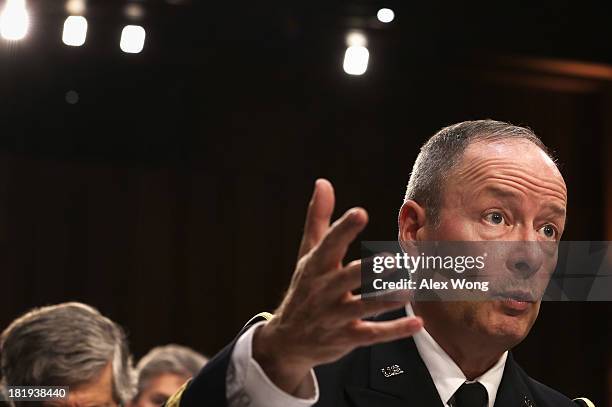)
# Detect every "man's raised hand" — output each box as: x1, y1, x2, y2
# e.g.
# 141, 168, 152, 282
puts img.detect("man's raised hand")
252, 179, 423, 395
